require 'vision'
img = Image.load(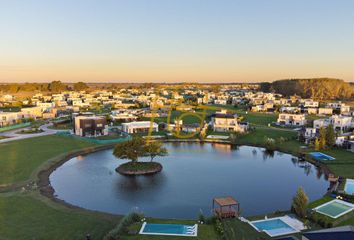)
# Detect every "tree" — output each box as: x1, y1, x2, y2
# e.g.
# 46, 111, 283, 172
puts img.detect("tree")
318, 127, 326, 150
292, 187, 309, 219
326, 124, 336, 147
314, 138, 320, 151
145, 141, 168, 162
48, 81, 66, 93
113, 137, 146, 163
73, 82, 89, 91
